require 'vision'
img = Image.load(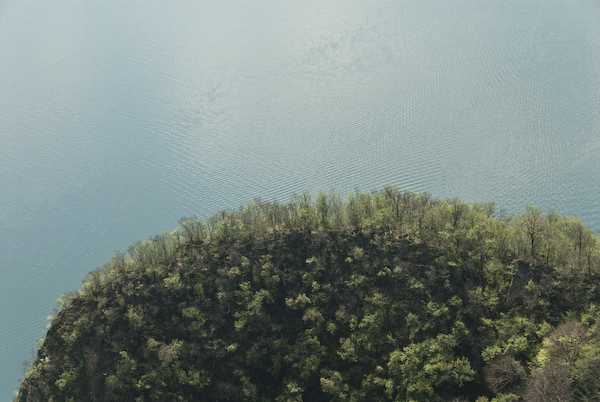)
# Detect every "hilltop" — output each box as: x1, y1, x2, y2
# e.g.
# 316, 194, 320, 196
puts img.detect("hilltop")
16, 188, 600, 401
